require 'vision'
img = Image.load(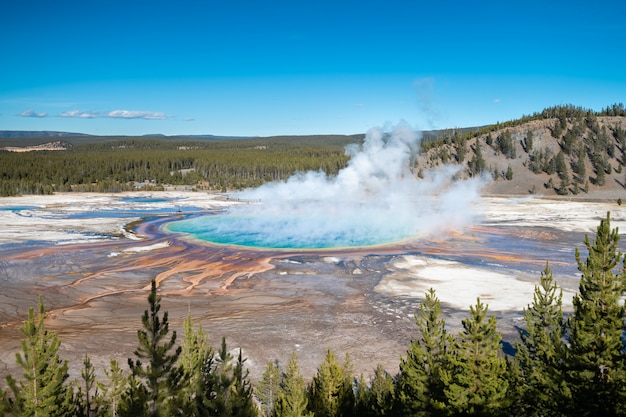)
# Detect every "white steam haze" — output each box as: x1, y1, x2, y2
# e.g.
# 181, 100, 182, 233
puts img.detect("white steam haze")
174, 123, 489, 248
